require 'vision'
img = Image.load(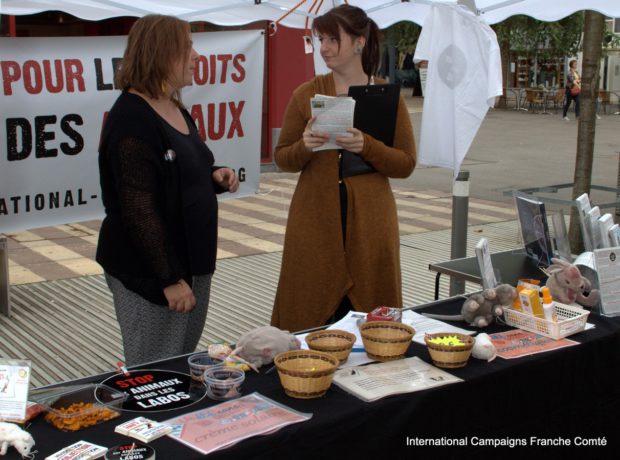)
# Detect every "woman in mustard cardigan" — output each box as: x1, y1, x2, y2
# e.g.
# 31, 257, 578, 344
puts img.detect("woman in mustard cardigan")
271, 5, 416, 332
